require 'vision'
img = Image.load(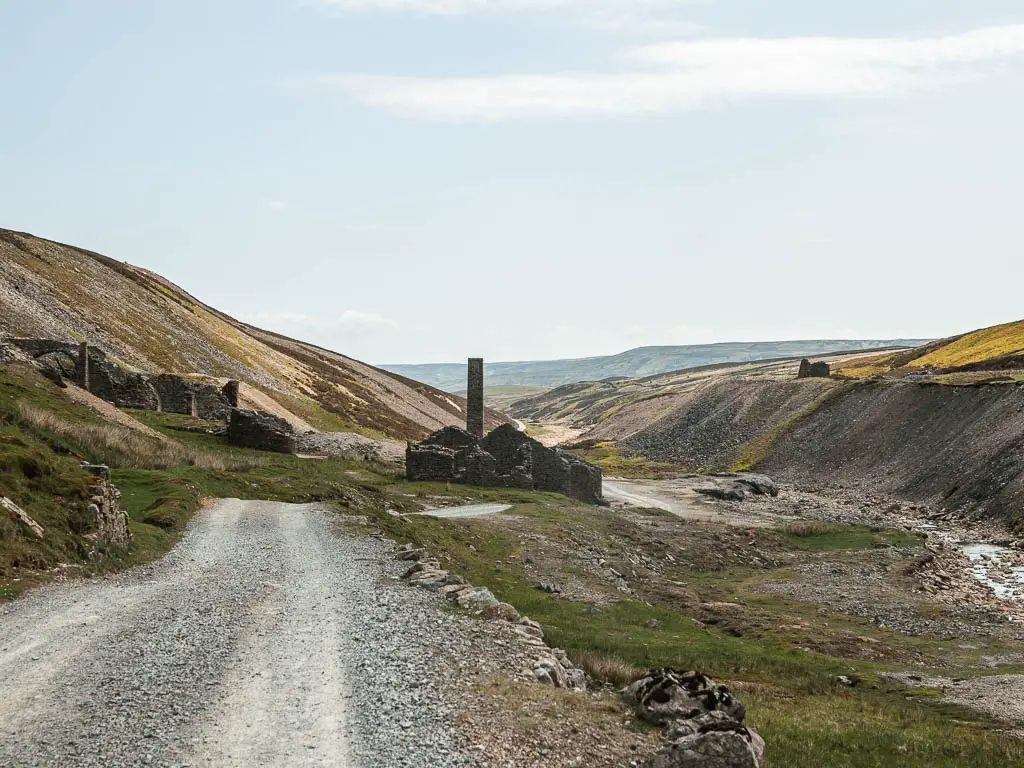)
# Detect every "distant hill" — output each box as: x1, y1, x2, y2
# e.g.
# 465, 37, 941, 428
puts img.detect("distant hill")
384, 340, 932, 391
0, 229, 497, 440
